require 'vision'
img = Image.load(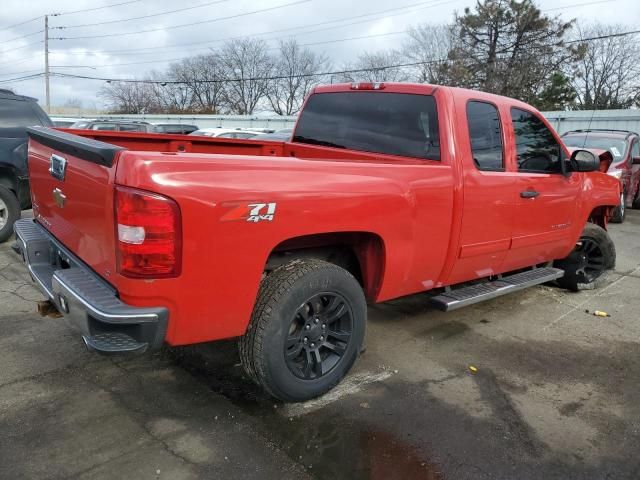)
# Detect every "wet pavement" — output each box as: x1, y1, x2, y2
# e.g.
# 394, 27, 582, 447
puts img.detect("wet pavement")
1, 212, 640, 479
